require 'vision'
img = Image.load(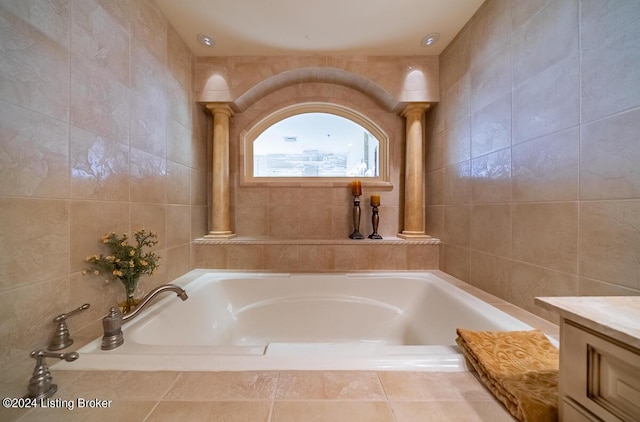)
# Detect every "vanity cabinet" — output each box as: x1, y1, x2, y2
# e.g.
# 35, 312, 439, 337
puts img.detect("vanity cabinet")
535, 297, 640, 422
